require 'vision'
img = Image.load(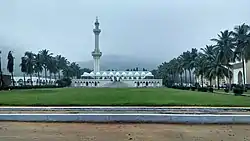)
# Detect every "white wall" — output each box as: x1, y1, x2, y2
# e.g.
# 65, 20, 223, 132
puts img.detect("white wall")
233, 68, 247, 84
13, 77, 56, 86
71, 79, 163, 88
